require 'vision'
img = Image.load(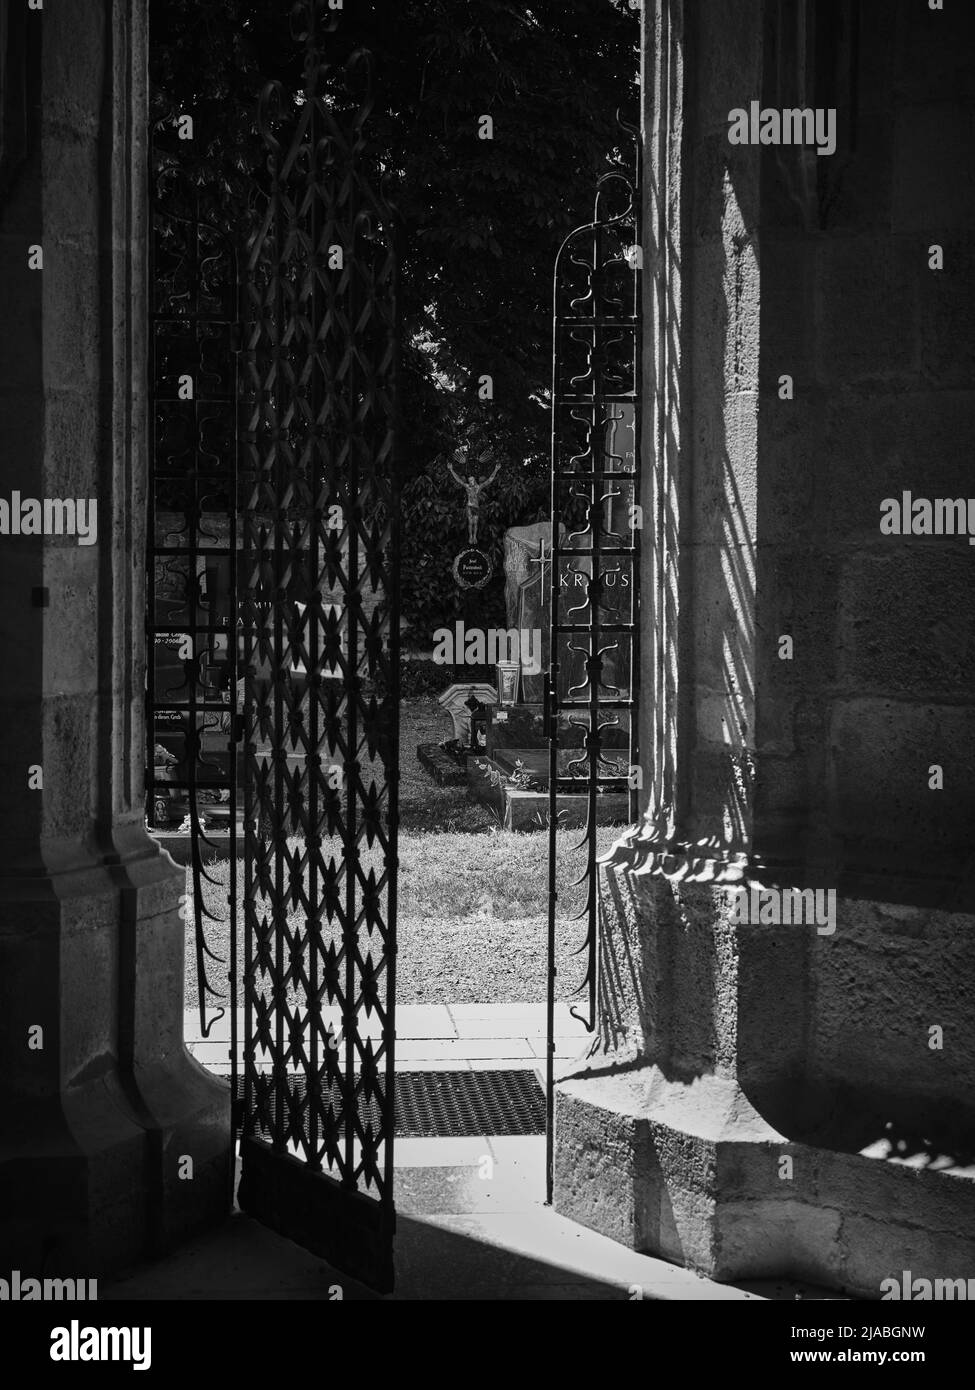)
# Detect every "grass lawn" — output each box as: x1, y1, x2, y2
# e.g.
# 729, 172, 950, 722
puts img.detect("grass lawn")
184, 697, 625, 1009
